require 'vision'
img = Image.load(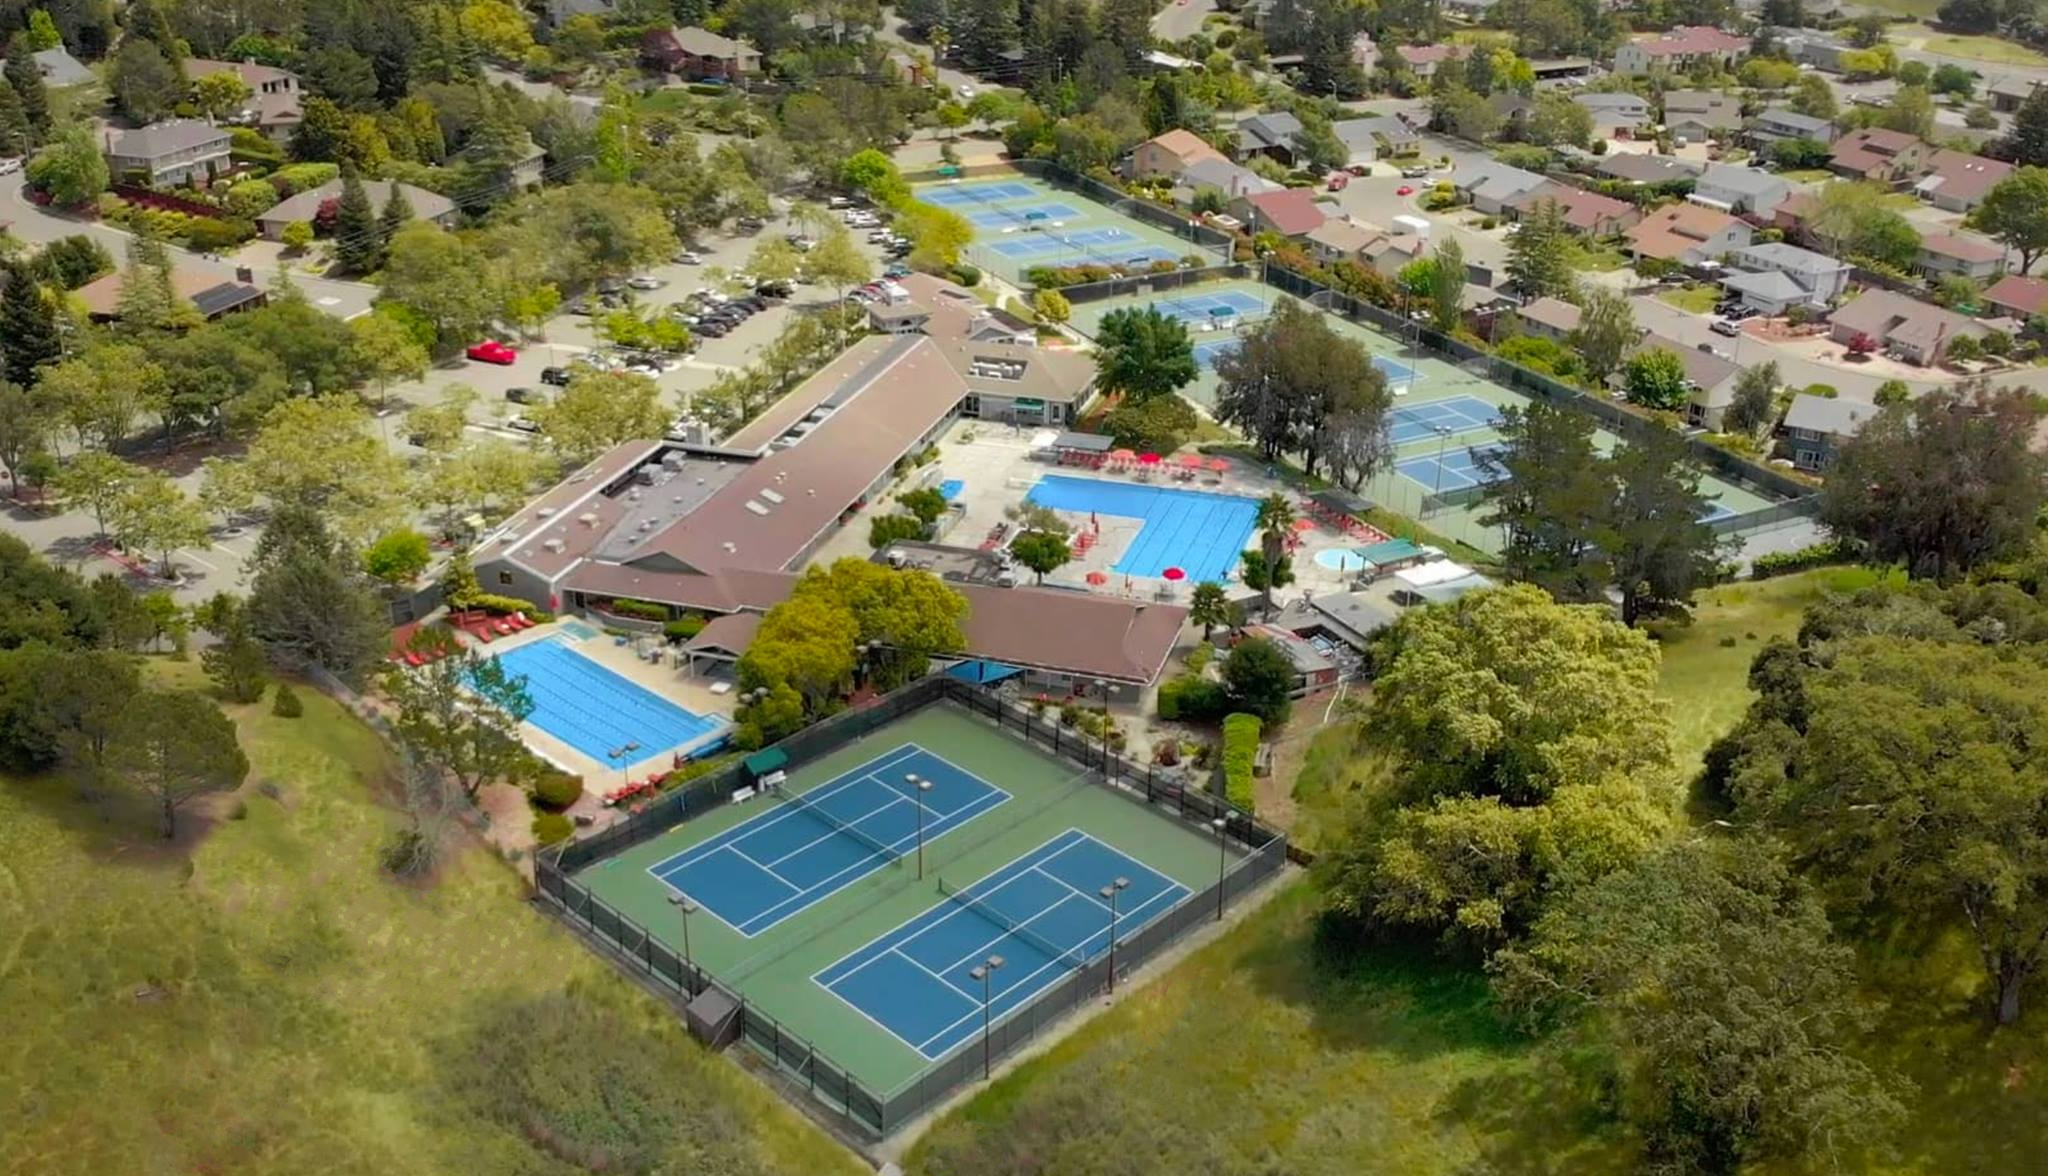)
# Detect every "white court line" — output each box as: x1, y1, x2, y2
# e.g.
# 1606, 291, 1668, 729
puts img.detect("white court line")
890, 945, 986, 1003
762, 794, 910, 869
818, 954, 977, 1050
644, 744, 924, 877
